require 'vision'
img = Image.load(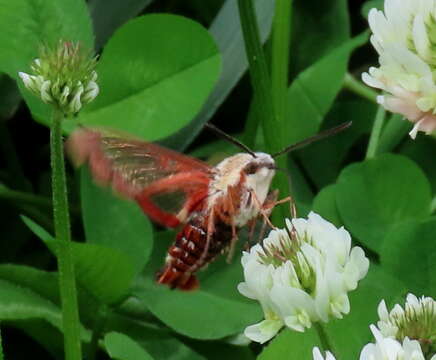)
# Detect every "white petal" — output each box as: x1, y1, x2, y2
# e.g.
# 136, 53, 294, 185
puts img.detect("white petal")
382, 96, 423, 121
40, 80, 53, 103
362, 72, 385, 89
313, 347, 337, 360
237, 283, 256, 299
409, 118, 425, 139
68, 83, 84, 113
82, 81, 99, 104
377, 300, 390, 321
244, 319, 283, 344
413, 14, 431, 61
